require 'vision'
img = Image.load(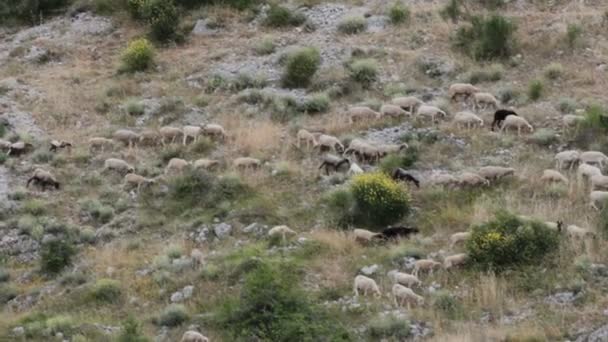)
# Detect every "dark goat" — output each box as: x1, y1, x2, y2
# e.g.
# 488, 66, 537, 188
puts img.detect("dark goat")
379, 226, 420, 241
319, 155, 350, 175
491, 109, 518, 131
391, 168, 420, 188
